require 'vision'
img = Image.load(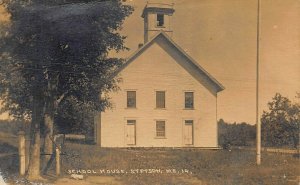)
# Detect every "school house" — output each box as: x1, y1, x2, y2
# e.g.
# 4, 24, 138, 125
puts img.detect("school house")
94, 2, 224, 148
